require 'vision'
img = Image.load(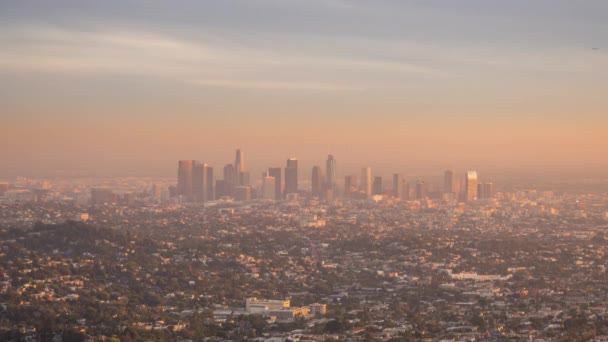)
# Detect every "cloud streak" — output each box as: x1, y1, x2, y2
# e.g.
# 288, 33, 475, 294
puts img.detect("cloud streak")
0, 26, 440, 91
